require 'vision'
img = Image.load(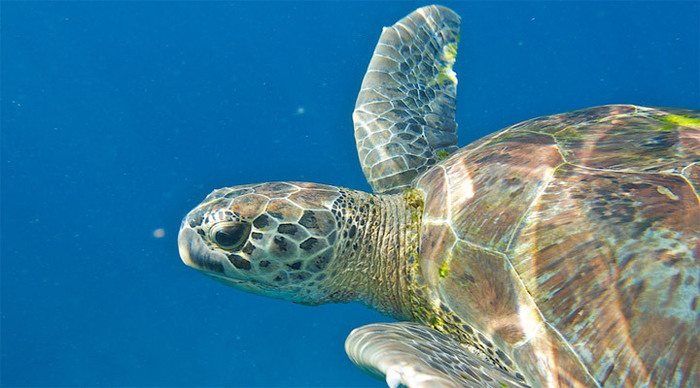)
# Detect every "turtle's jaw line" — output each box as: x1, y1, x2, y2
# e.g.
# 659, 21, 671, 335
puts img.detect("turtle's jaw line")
204, 272, 245, 285
202, 272, 274, 294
